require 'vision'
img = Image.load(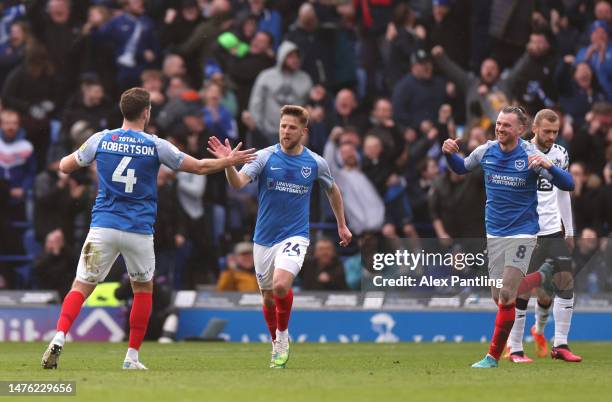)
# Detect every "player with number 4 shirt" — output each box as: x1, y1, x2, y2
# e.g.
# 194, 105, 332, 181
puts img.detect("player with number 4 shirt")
41, 88, 256, 370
